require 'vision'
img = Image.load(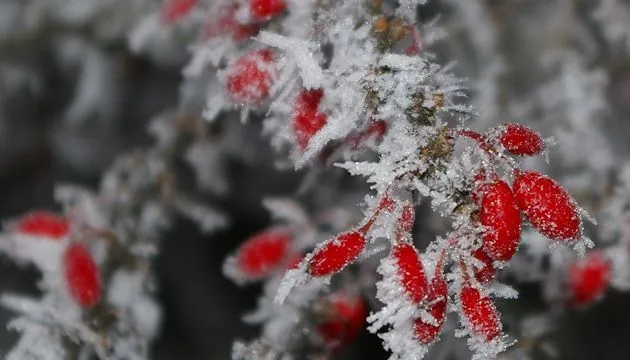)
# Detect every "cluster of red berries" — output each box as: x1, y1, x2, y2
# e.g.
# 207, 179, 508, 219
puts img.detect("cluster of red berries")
229, 226, 368, 348
13, 211, 102, 309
